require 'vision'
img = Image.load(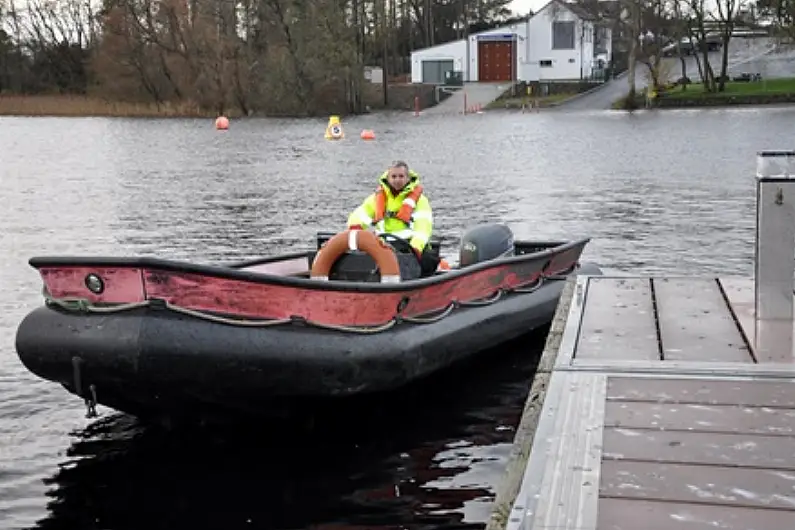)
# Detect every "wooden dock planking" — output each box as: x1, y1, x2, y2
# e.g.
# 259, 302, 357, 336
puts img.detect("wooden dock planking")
506, 372, 795, 530
604, 376, 795, 438
602, 428, 795, 470
574, 277, 660, 361
603, 400, 795, 436
597, 498, 795, 530
599, 375, 795, 528
600, 459, 795, 510
718, 277, 759, 347
572, 277, 755, 365
719, 277, 795, 363
653, 278, 752, 363
499, 276, 795, 530
606, 376, 795, 407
